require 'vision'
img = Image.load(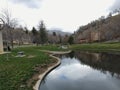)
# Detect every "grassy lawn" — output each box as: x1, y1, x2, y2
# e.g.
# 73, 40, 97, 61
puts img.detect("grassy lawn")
0, 43, 119, 90
0, 45, 62, 90
33, 45, 66, 51
70, 42, 120, 51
